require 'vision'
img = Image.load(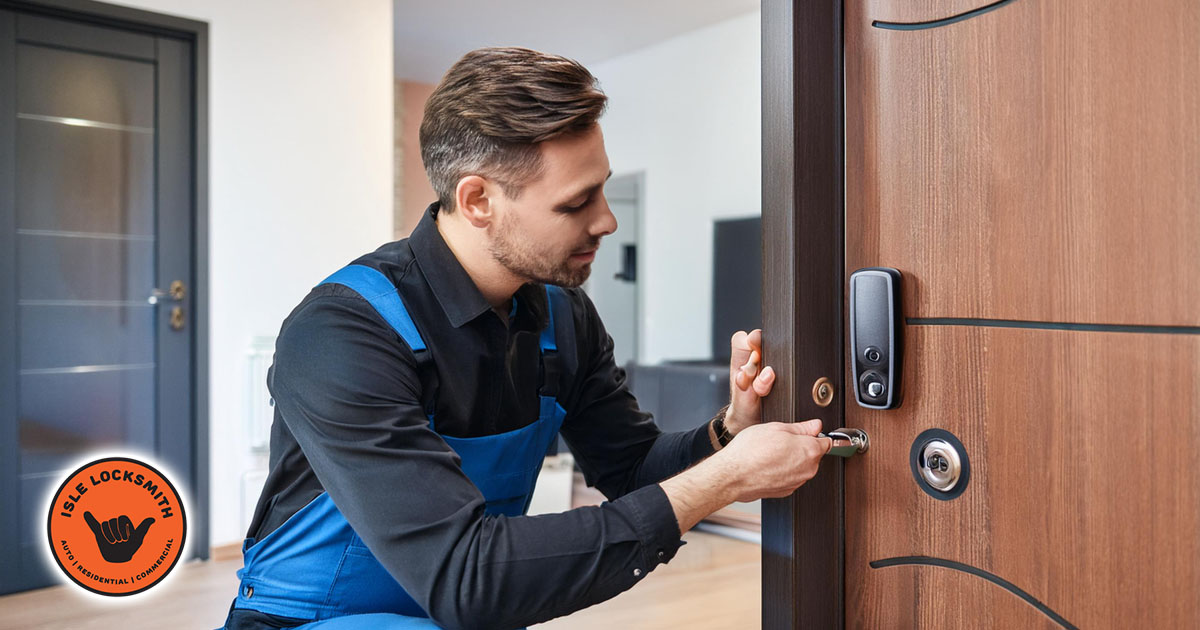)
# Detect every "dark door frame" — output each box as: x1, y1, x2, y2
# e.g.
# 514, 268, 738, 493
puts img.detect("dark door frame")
761, 1, 845, 628
0, 0, 210, 563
